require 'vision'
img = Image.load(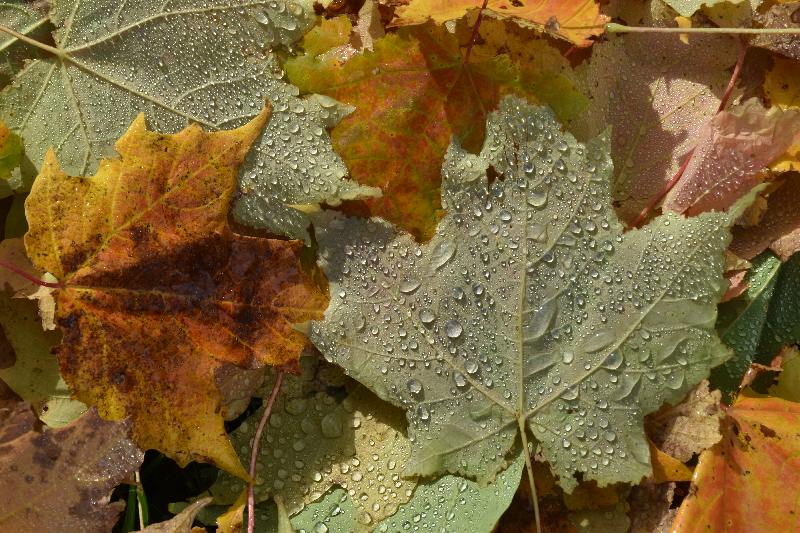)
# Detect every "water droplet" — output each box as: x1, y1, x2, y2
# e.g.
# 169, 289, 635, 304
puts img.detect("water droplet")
445, 320, 463, 339
584, 330, 615, 353
429, 240, 456, 271
399, 279, 421, 293
419, 309, 436, 324
407, 379, 423, 396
